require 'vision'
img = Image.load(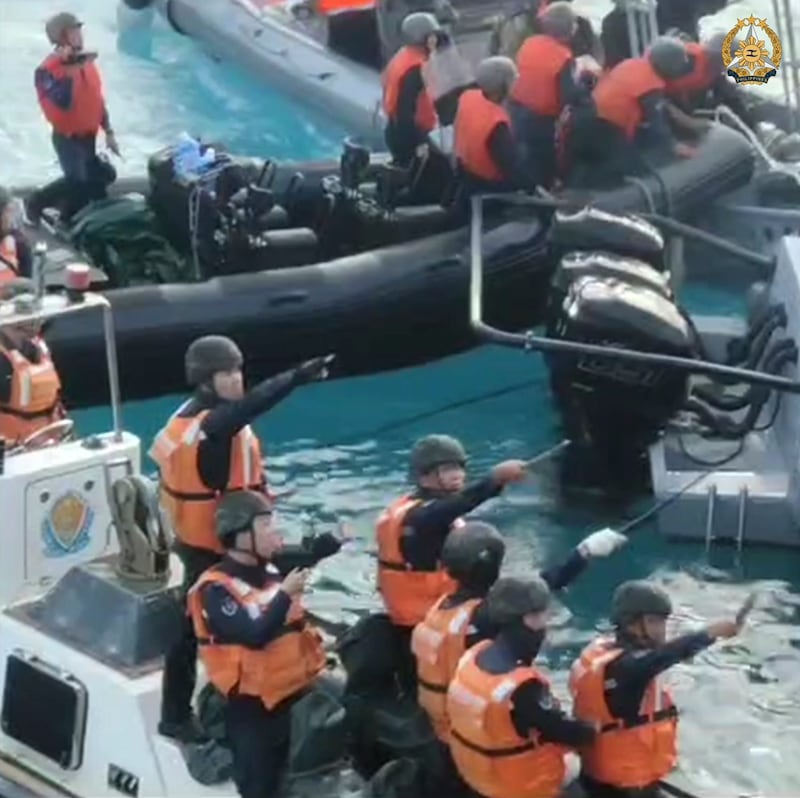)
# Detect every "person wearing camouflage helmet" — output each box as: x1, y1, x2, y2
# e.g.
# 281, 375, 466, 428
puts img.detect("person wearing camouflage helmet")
453, 56, 529, 194
370, 435, 527, 692
564, 36, 697, 186
508, 2, 589, 189
29, 13, 120, 224
412, 518, 624, 749
569, 578, 745, 794
0, 186, 33, 285
447, 576, 597, 798
186, 489, 328, 798
382, 12, 443, 166
150, 337, 333, 744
